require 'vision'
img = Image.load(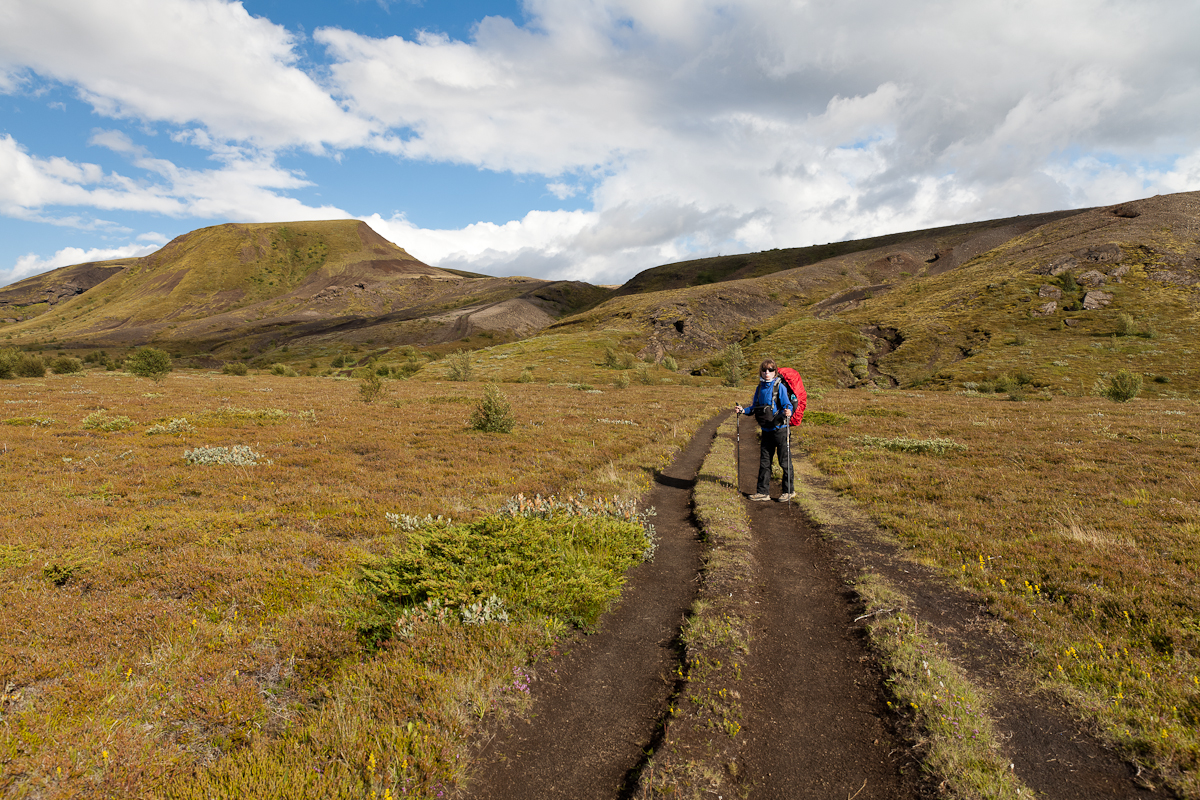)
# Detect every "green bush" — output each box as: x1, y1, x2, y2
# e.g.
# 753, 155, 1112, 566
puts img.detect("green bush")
0, 349, 17, 379
661, 355, 679, 372
517, 366, 535, 383
359, 372, 387, 404
1116, 313, 1136, 337
222, 361, 249, 376
446, 349, 473, 381
723, 343, 746, 387
1100, 369, 1142, 402
50, 356, 82, 375
82, 411, 134, 432
804, 411, 849, 426
2, 351, 47, 378
125, 347, 172, 382
855, 435, 967, 455
270, 363, 298, 377
470, 383, 515, 433
355, 513, 647, 642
